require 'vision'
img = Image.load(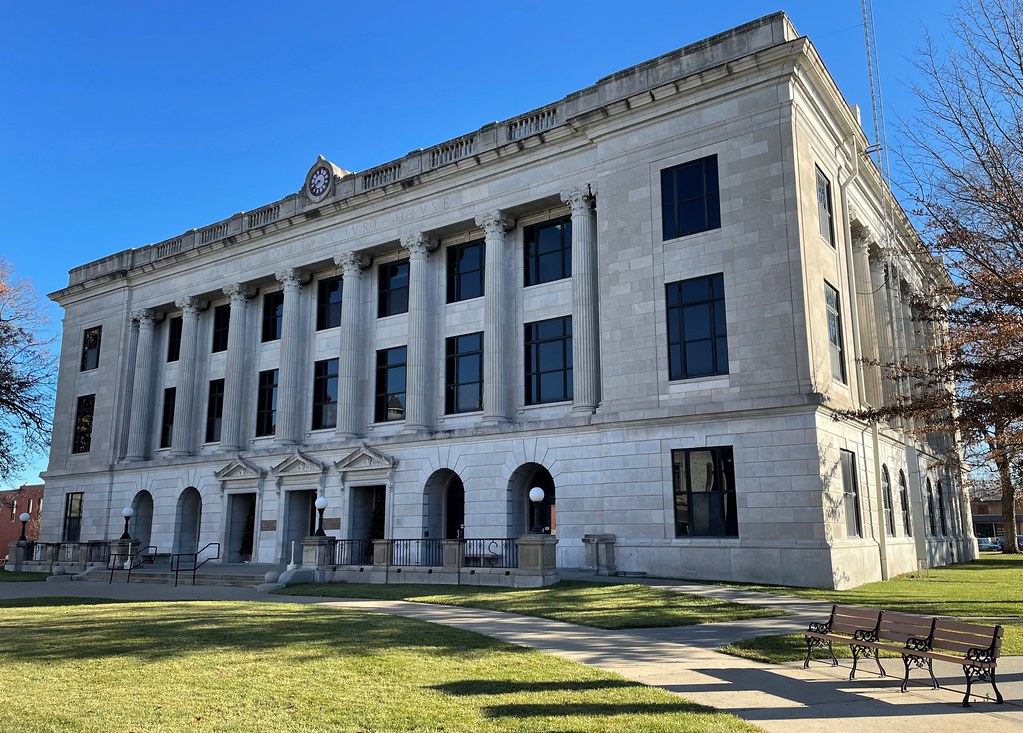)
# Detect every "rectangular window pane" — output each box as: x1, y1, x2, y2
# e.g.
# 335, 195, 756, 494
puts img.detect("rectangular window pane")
816, 167, 835, 245
63, 492, 83, 542
666, 274, 728, 380
160, 387, 176, 448
841, 449, 862, 538
72, 394, 95, 454
211, 304, 230, 352
312, 358, 339, 430
524, 316, 572, 405
524, 217, 572, 286
445, 332, 483, 414
375, 347, 407, 421
255, 369, 278, 437
81, 326, 102, 371
378, 261, 410, 317
672, 446, 737, 537
206, 378, 225, 443
825, 282, 846, 383
262, 291, 284, 342
316, 276, 343, 330
661, 155, 721, 241
447, 240, 485, 303
166, 317, 183, 362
